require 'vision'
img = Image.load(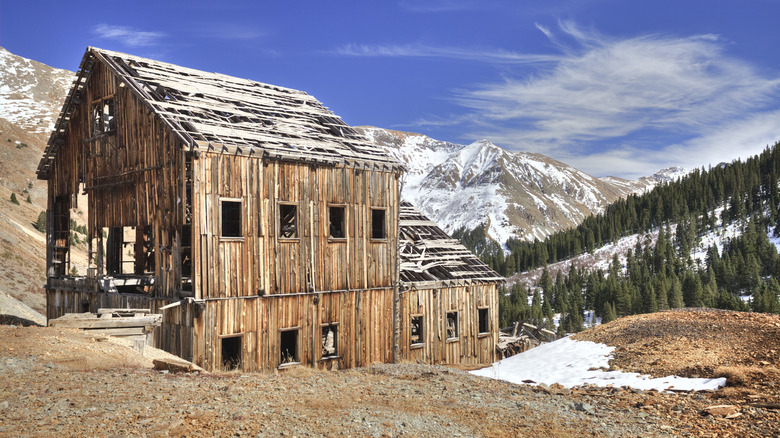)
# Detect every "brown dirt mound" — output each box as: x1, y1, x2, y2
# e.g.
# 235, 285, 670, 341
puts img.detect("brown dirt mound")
574, 309, 780, 389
